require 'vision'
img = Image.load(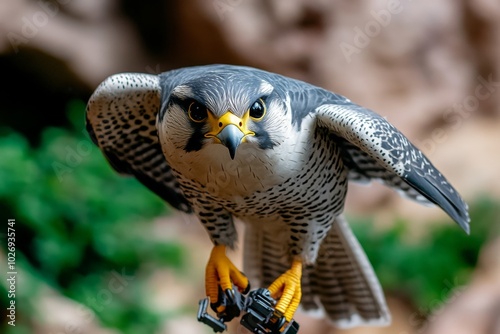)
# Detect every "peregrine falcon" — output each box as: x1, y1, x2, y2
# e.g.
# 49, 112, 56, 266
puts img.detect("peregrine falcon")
86, 64, 470, 329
